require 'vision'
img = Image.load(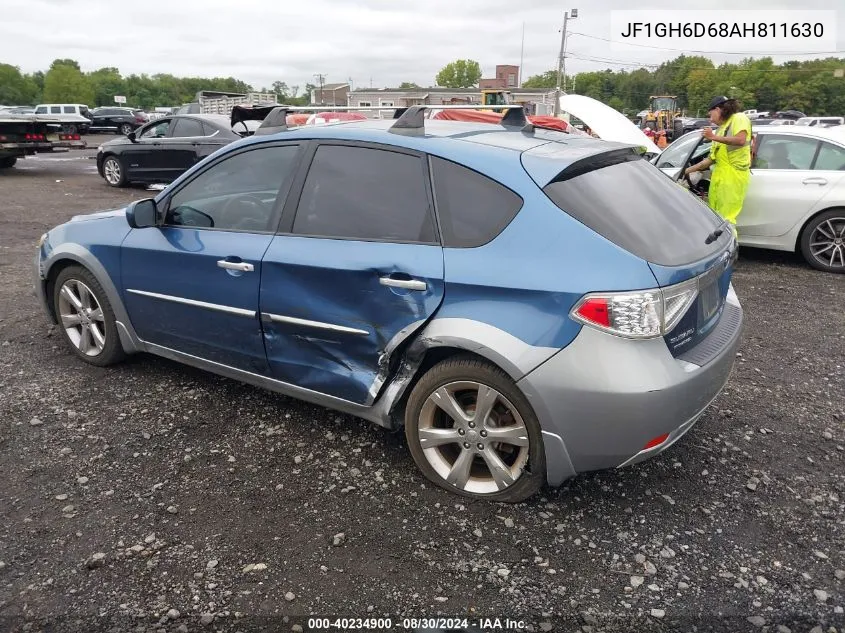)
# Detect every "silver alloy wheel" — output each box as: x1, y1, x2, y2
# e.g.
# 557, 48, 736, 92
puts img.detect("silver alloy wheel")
103, 158, 121, 185
120, 124, 132, 135
57, 279, 106, 356
417, 380, 530, 495
809, 216, 845, 269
